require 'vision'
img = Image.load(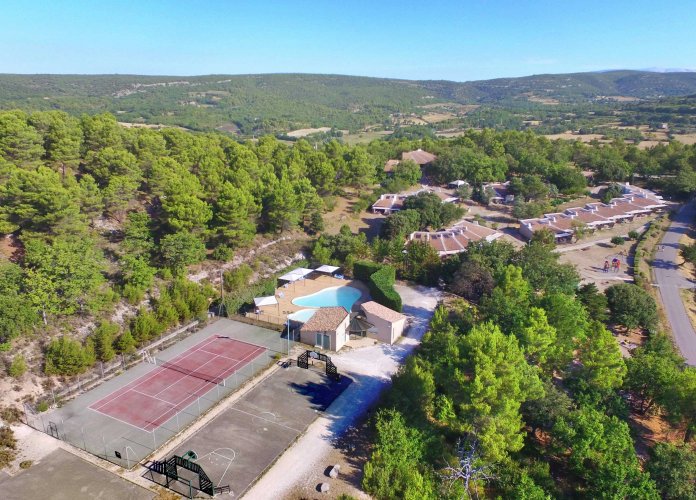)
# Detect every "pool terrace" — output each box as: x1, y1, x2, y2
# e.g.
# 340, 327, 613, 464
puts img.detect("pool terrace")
248, 274, 370, 325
